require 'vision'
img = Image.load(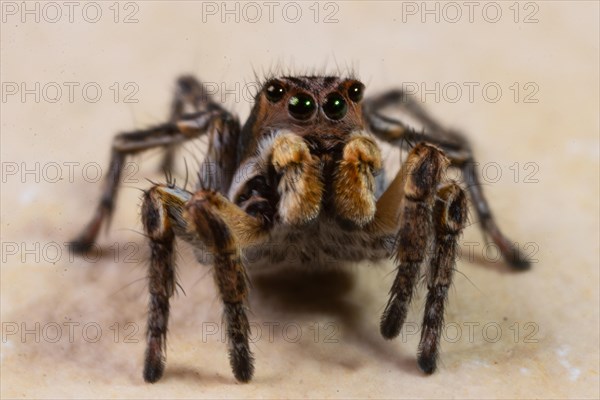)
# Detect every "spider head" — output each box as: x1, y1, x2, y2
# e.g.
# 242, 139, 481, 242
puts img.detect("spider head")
252, 76, 366, 139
